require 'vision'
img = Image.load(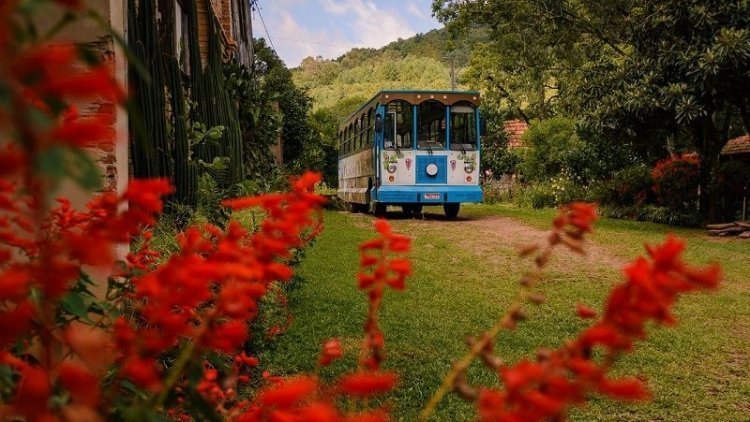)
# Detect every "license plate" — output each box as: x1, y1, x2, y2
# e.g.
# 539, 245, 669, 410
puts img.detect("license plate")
424, 193, 441, 200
